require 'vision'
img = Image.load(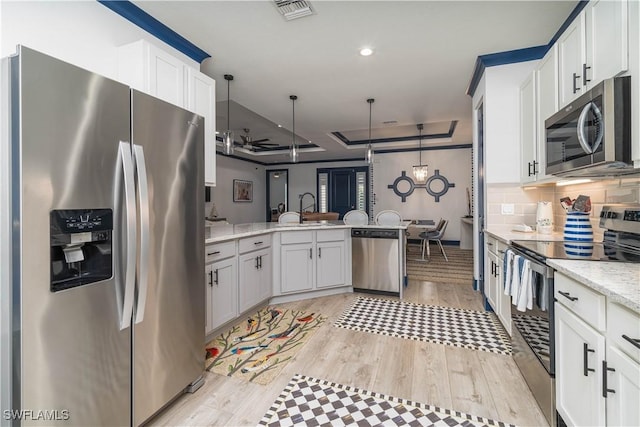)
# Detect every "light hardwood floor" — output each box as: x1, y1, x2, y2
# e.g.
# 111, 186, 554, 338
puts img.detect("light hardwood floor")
148, 280, 549, 426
